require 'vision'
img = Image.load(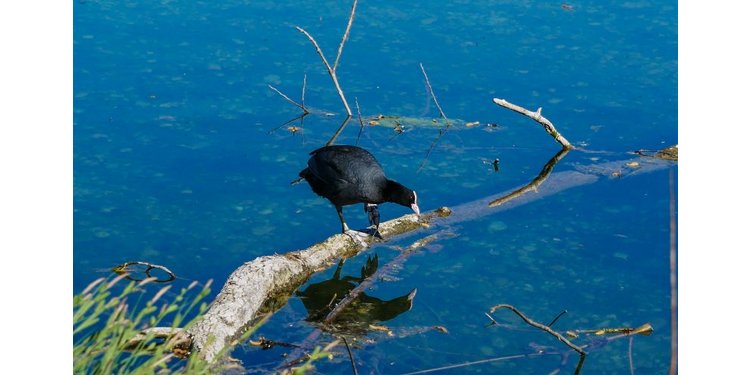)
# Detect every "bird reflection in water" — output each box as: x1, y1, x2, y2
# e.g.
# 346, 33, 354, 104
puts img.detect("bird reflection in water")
295, 255, 416, 333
